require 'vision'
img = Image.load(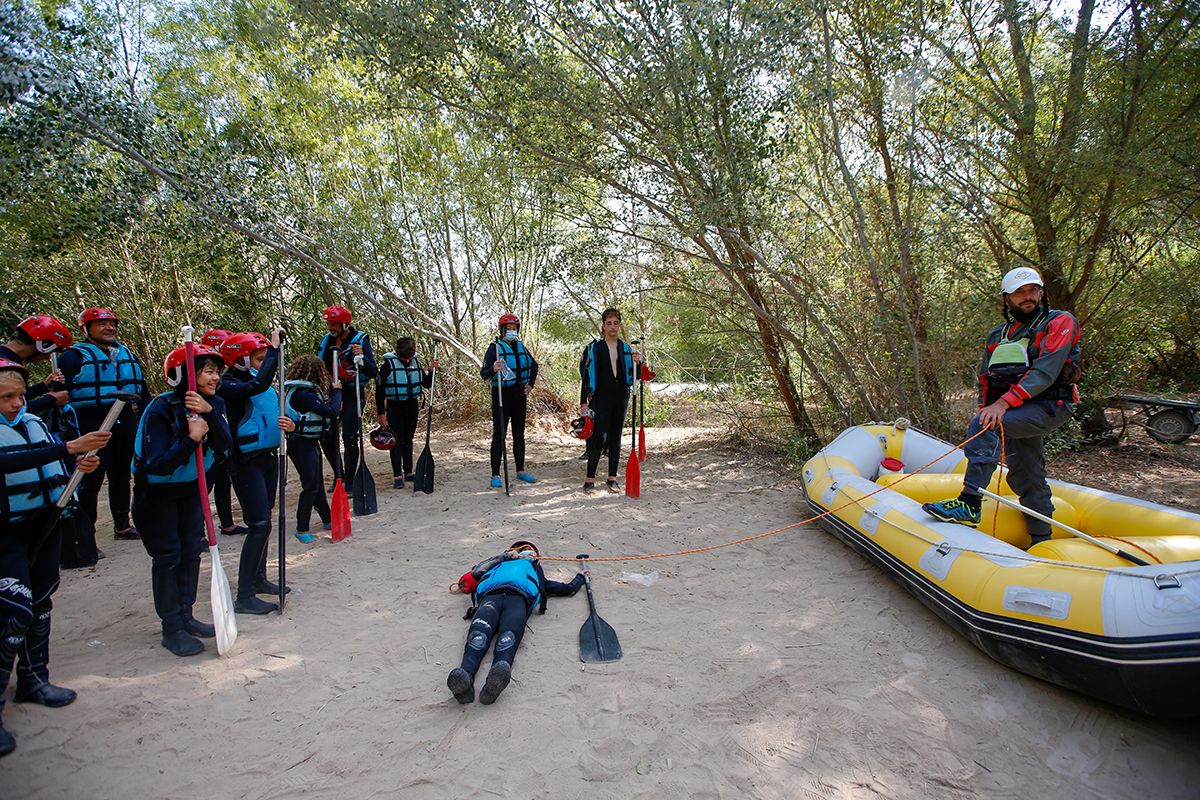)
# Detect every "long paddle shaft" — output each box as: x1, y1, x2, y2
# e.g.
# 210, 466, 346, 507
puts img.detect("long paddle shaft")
183, 326, 238, 655
30, 392, 134, 565
276, 331, 287, 612
497, 361, 511, 496
977, 487, 1151, 566
413, 343, 438, 494
328, 347, 351, 540
637, 339, 647, 462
